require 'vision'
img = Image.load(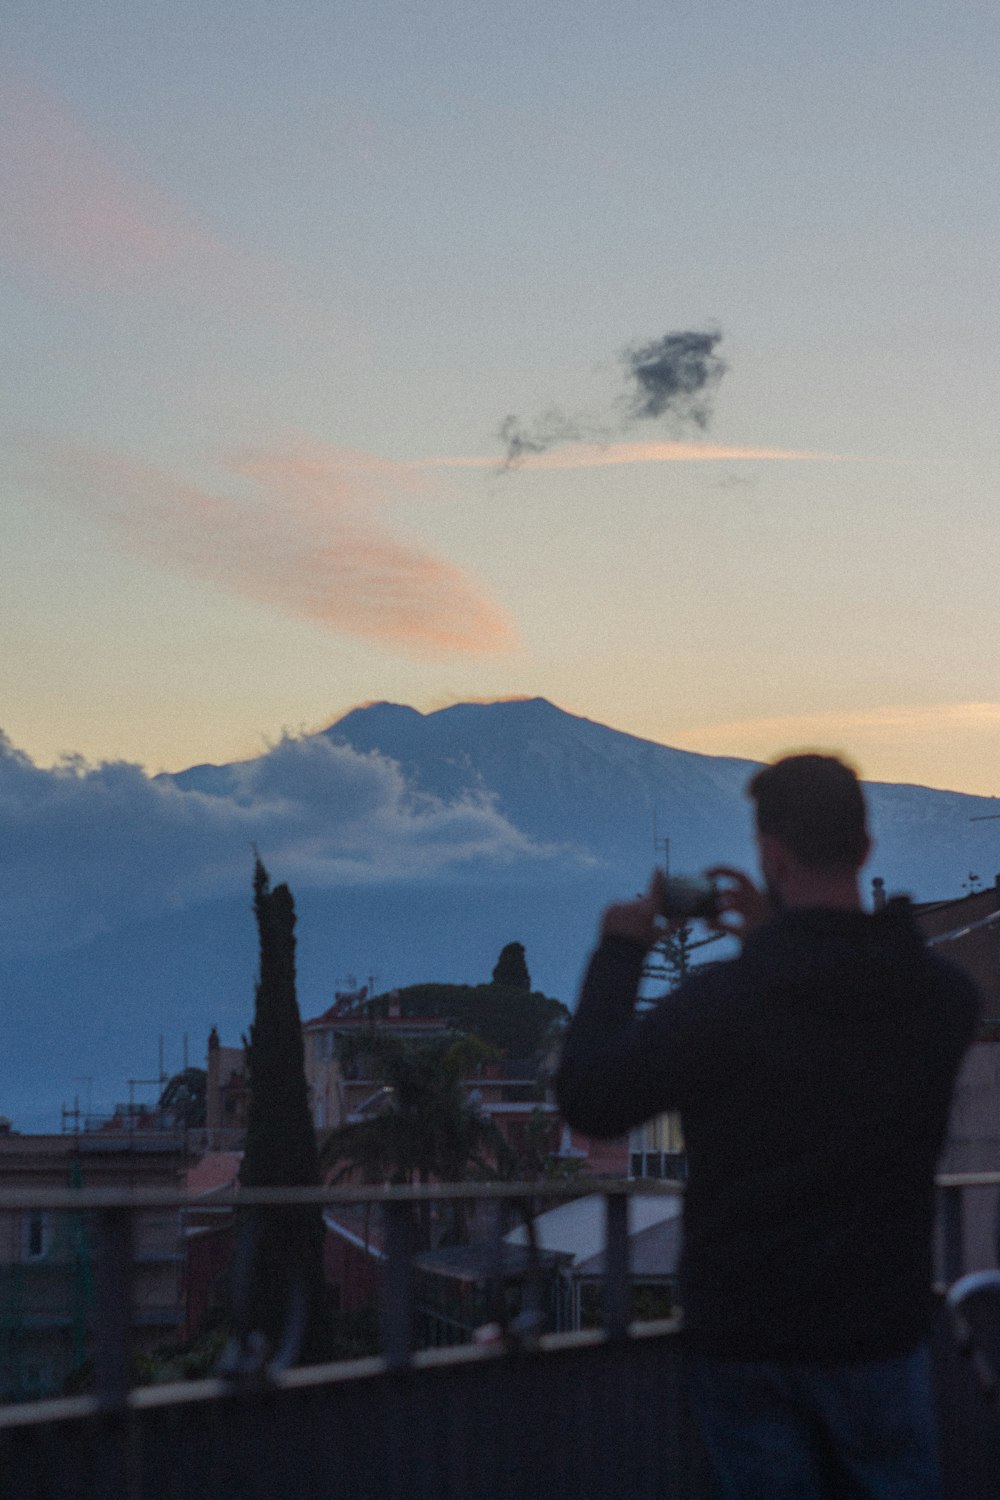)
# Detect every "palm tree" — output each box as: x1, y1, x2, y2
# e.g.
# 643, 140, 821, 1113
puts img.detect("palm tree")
320, 1032, 502, 1248
490, 1106, 585, 1184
